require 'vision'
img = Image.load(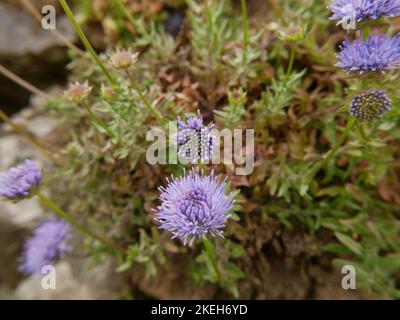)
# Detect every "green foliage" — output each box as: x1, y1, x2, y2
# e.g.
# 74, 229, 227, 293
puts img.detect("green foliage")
189, 239, 245, 298
117, 229, 166, 278
98, 82, 150, 168
40, 0, 400, 299
187, 0, 238, 79
254, 68, 306, 125
215, 88, 246, 128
